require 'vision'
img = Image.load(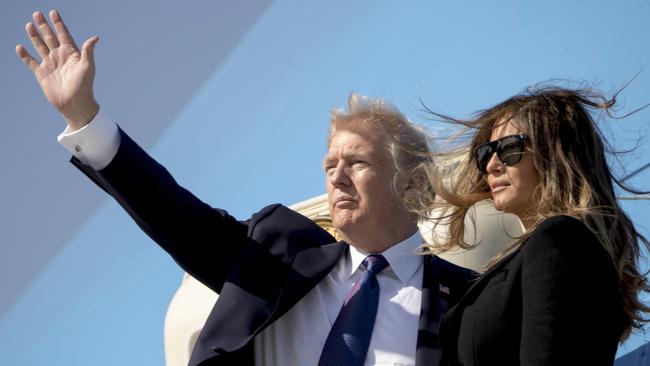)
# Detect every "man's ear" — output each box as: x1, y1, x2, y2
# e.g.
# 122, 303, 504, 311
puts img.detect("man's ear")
402, 170, 427, 200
